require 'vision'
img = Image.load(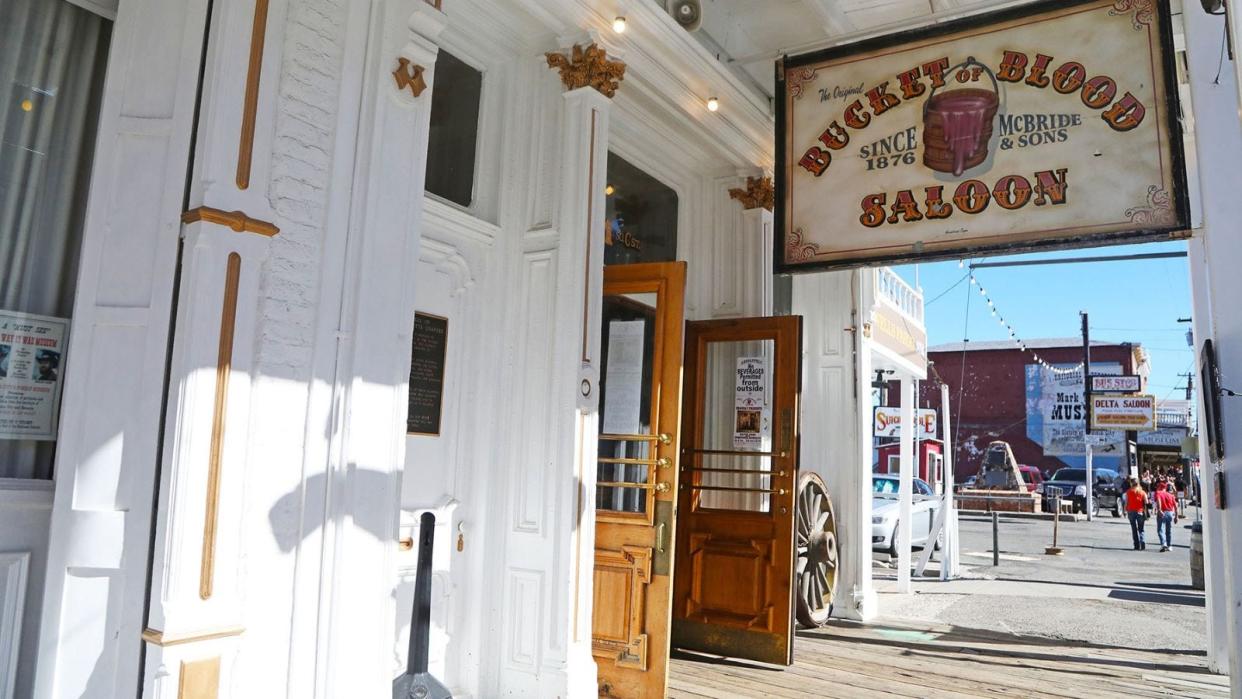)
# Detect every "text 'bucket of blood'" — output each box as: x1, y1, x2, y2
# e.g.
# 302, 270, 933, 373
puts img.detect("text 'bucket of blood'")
923, 57, 1001, 176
